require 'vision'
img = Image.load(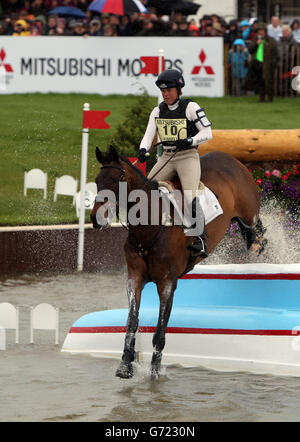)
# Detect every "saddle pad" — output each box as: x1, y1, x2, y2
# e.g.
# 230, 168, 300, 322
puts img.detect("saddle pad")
198, 186, 223, 225
158, 184, 223, 226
